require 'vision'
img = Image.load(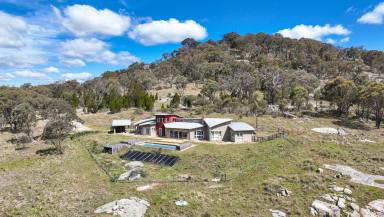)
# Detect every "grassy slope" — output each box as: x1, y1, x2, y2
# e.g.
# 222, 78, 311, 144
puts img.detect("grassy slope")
1, 110, 384, 216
